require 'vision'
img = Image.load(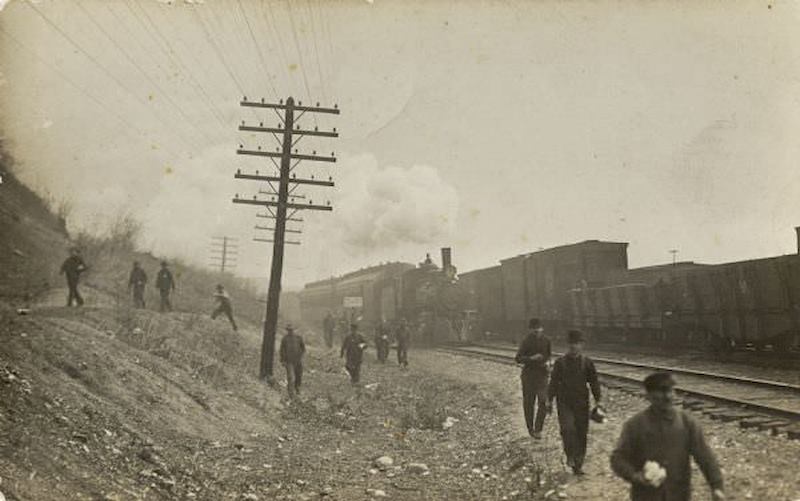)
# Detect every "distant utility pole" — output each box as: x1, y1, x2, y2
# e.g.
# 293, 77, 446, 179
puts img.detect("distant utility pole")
209, 236, 238, 274
233, 96, 339, 381
669, 249, 679, 266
